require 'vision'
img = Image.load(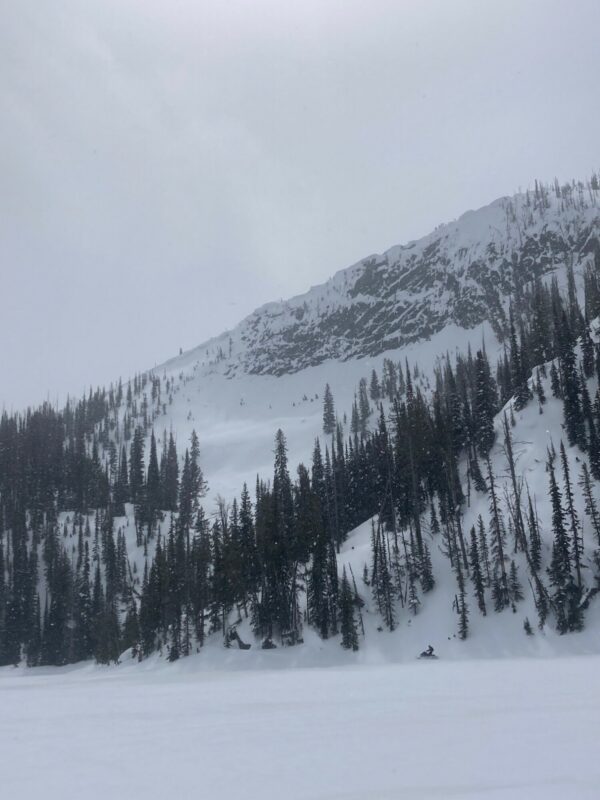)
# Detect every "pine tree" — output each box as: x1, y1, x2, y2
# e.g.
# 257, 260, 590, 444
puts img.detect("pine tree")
508, 560, 524, 610
129, 427, 145, 505
534, 369, 546, 408
469, 449, 487, 493
579, 463, 600, 545
358, 378, 371, 435
486, 461, 510, 611
350, 397, 360, 437
469, 526, 486, 615
163, 432, 179, 511
550, 360, 562, 399
547, 455, 572, 634
322, 384, 336, 435
369, 370, 381, 402
474, 349, 497, 457
580, 322, 594, 381
477, 515, 491, 586
558, 317, 585, 448
145, 430, 162, 527
339, 567, 359, 651
560, 442, 583, 588
189, 430, 208, 511
407, 530, 421, 616
306, 479, 334, 638
455, 558, 469, 640
114, 446, 130, 513
370, 520, 395, 631
509, 310, 531, 411
526, 491, 542, 573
